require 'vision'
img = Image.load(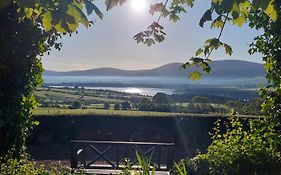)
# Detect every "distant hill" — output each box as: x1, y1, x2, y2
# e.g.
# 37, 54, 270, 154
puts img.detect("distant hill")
44, 60, 265, 78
